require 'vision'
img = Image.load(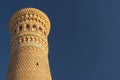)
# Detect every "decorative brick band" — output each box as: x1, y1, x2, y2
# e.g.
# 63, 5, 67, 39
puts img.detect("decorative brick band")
10, 35, 48, 56
7, 8, 52, 80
